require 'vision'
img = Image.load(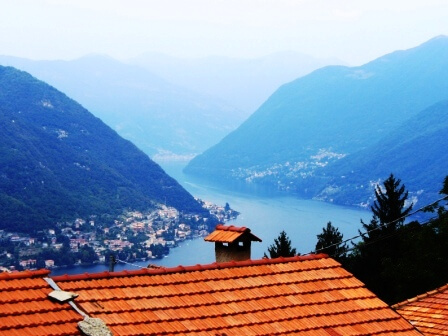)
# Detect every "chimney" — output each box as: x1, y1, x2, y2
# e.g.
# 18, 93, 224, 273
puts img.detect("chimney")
204, 224, 262, 263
